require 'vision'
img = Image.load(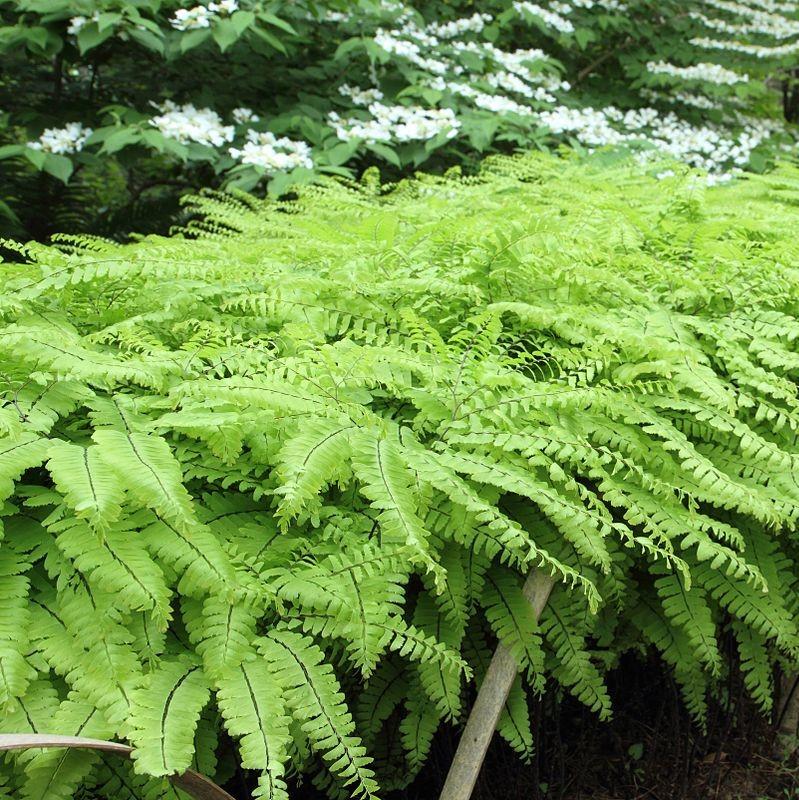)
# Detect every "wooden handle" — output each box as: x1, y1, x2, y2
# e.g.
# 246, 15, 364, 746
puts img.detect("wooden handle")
0, 734, 237, 800
438, 570, 555, 800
